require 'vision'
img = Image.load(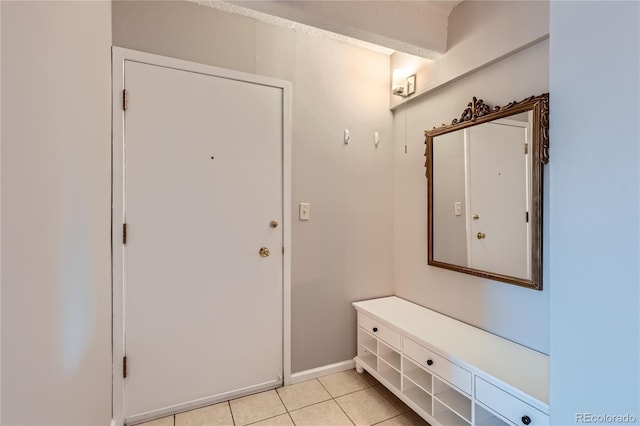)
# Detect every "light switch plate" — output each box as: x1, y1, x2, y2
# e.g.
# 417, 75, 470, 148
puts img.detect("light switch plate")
299, 203, 310, 220
454, 202, 462, 216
